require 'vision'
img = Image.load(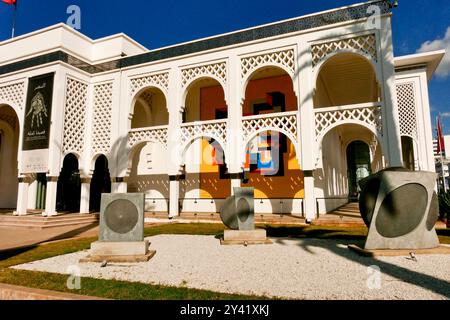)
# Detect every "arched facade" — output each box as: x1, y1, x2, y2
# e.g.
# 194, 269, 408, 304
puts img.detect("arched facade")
179, 136, 230, 213
313, 52, 381, 109
315, 123, 384, 214
131, 86, 169, 129
0, 2, 441, 221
